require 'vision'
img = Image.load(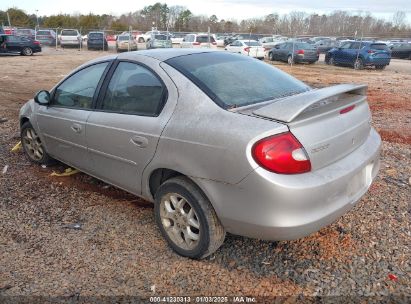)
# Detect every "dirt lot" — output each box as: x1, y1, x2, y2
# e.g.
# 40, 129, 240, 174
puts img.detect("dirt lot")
0, 48, 410, 301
